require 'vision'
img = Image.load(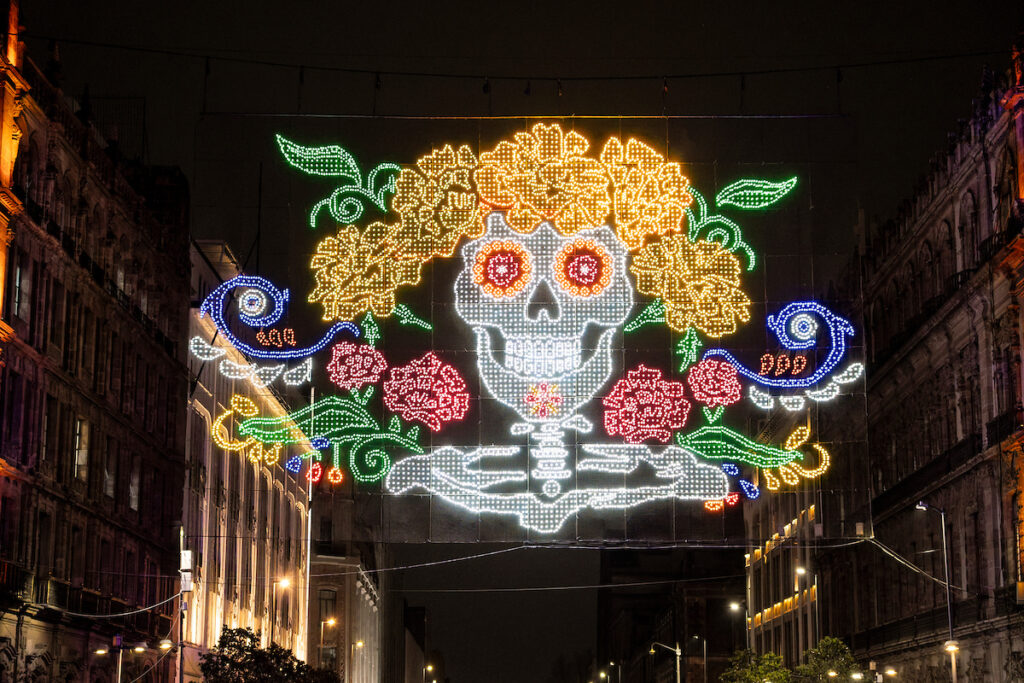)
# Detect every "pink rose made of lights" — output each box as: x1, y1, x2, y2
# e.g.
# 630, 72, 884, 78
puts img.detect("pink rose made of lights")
326, 341, 388, 391
603, 364, 691, 443
384, 352, 471, 432
686, 358, 742, 408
